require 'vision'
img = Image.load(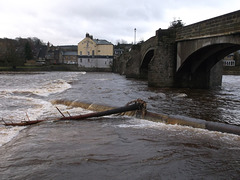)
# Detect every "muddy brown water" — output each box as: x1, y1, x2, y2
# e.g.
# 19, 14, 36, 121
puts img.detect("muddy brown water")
0, 72, 240, 179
